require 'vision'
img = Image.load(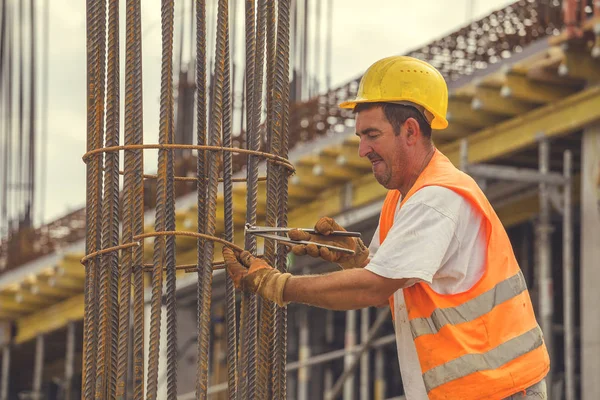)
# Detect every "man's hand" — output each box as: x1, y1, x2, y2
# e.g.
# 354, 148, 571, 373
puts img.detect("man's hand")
288, 217, 369, 269
222, 247, 292, 307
